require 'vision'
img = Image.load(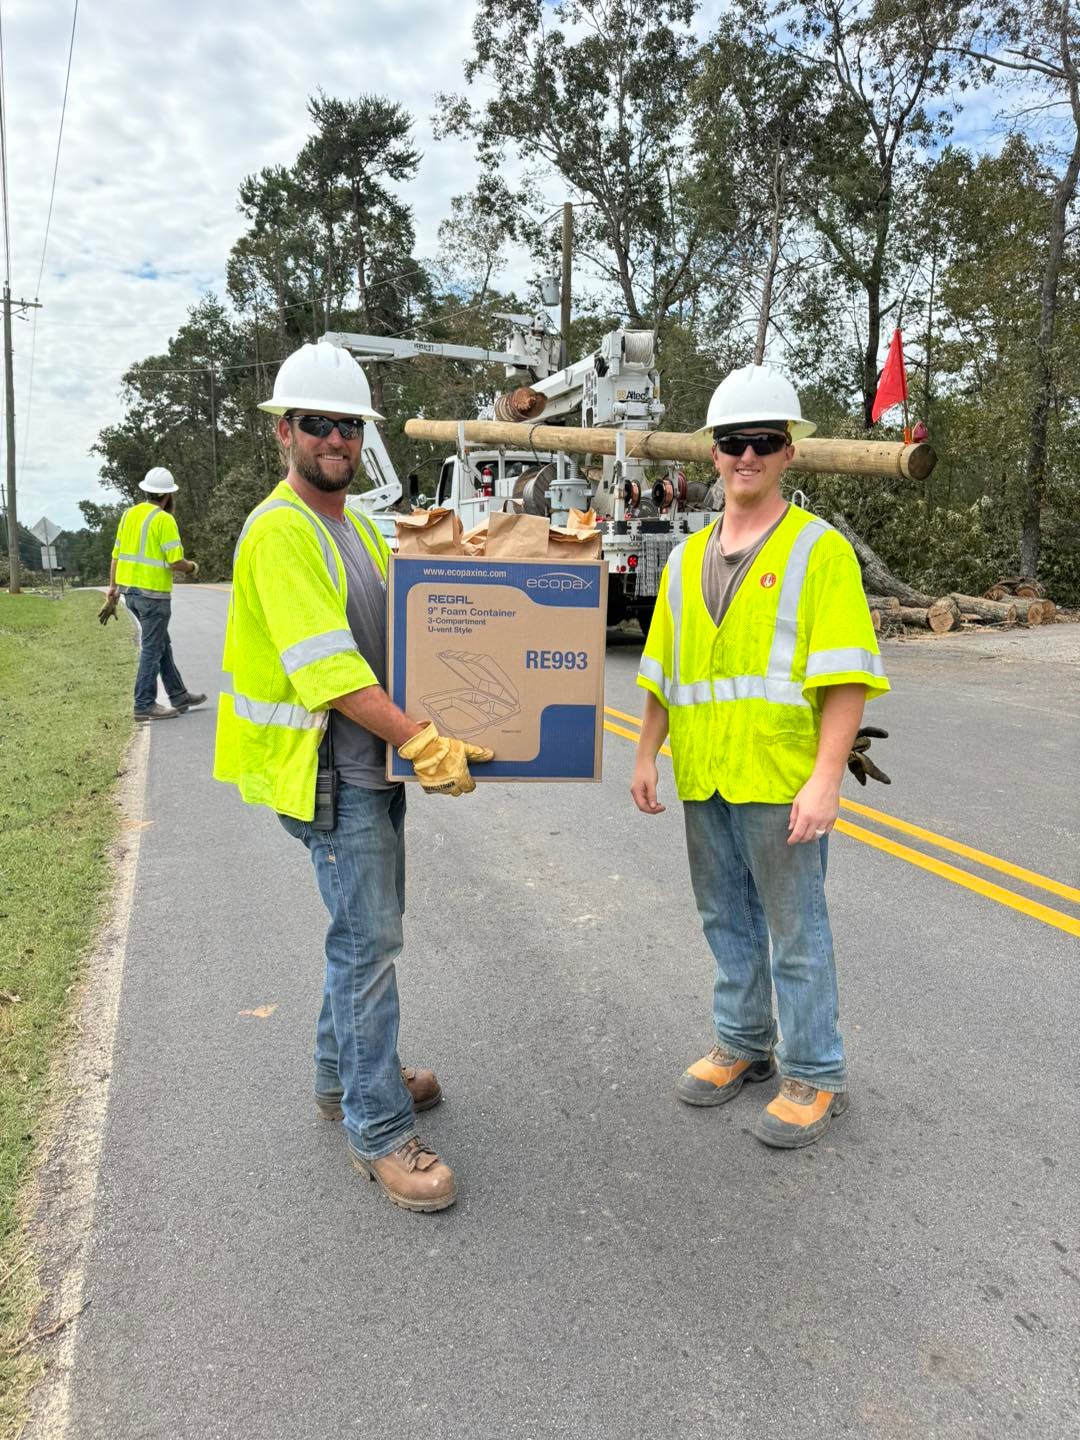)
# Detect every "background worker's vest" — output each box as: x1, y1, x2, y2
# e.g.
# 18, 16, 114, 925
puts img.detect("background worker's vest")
638, 506, 887, 804
213, 482, 388, 821
112, 502, 183, 592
